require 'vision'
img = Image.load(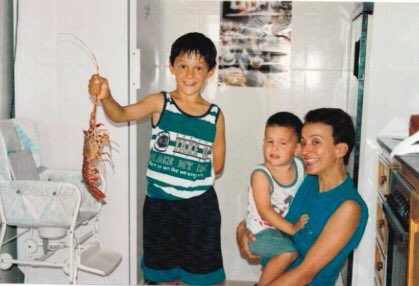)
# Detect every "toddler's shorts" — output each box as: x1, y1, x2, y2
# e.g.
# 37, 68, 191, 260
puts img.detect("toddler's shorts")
249, 228, 296, 266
